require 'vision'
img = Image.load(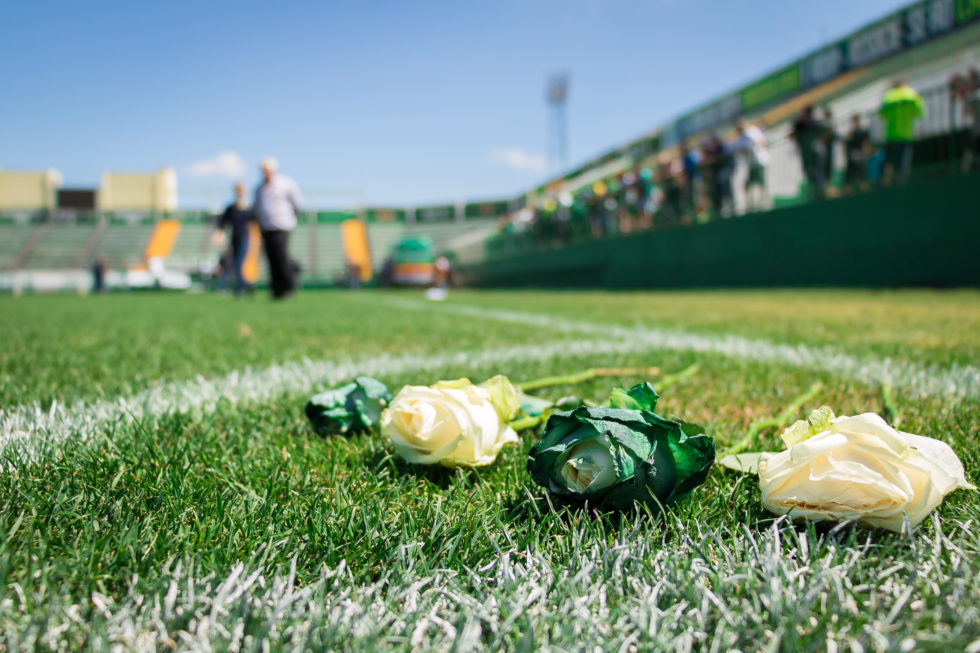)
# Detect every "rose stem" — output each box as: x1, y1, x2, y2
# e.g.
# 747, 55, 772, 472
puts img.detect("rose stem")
881, 383, 903, 429
654, 364, 700, 392
510, 364, 699, 432
509, 414, 547, 431
515, 366, 661, 392
725, 381, 824, 455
